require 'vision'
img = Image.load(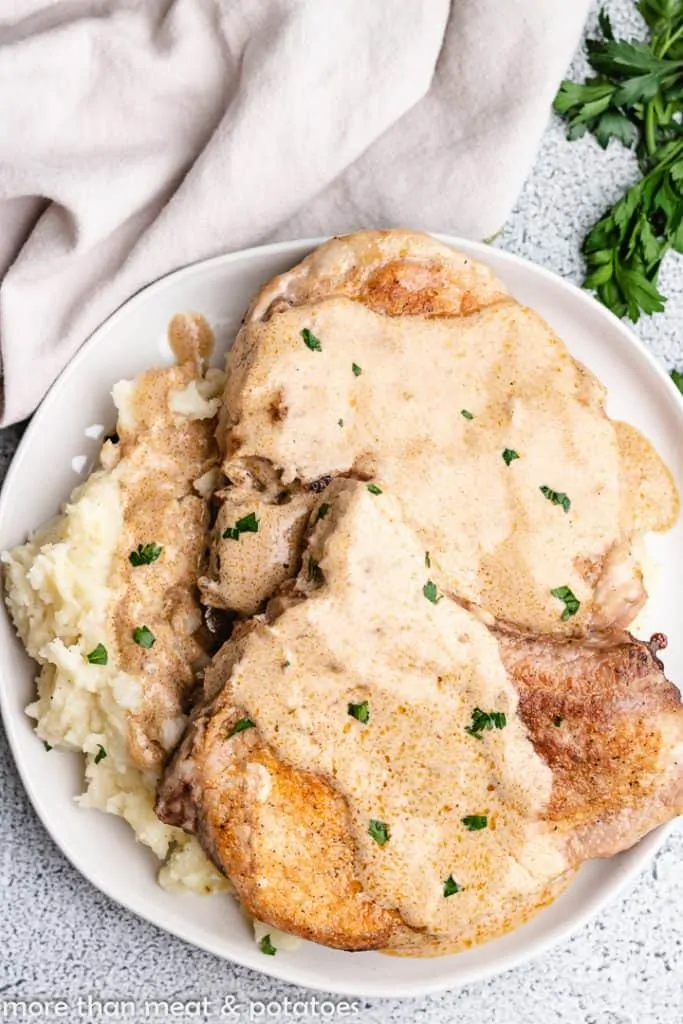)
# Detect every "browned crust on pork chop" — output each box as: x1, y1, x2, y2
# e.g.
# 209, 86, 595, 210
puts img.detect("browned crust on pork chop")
500, 630, 683, 862
244, 230, 510, 324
